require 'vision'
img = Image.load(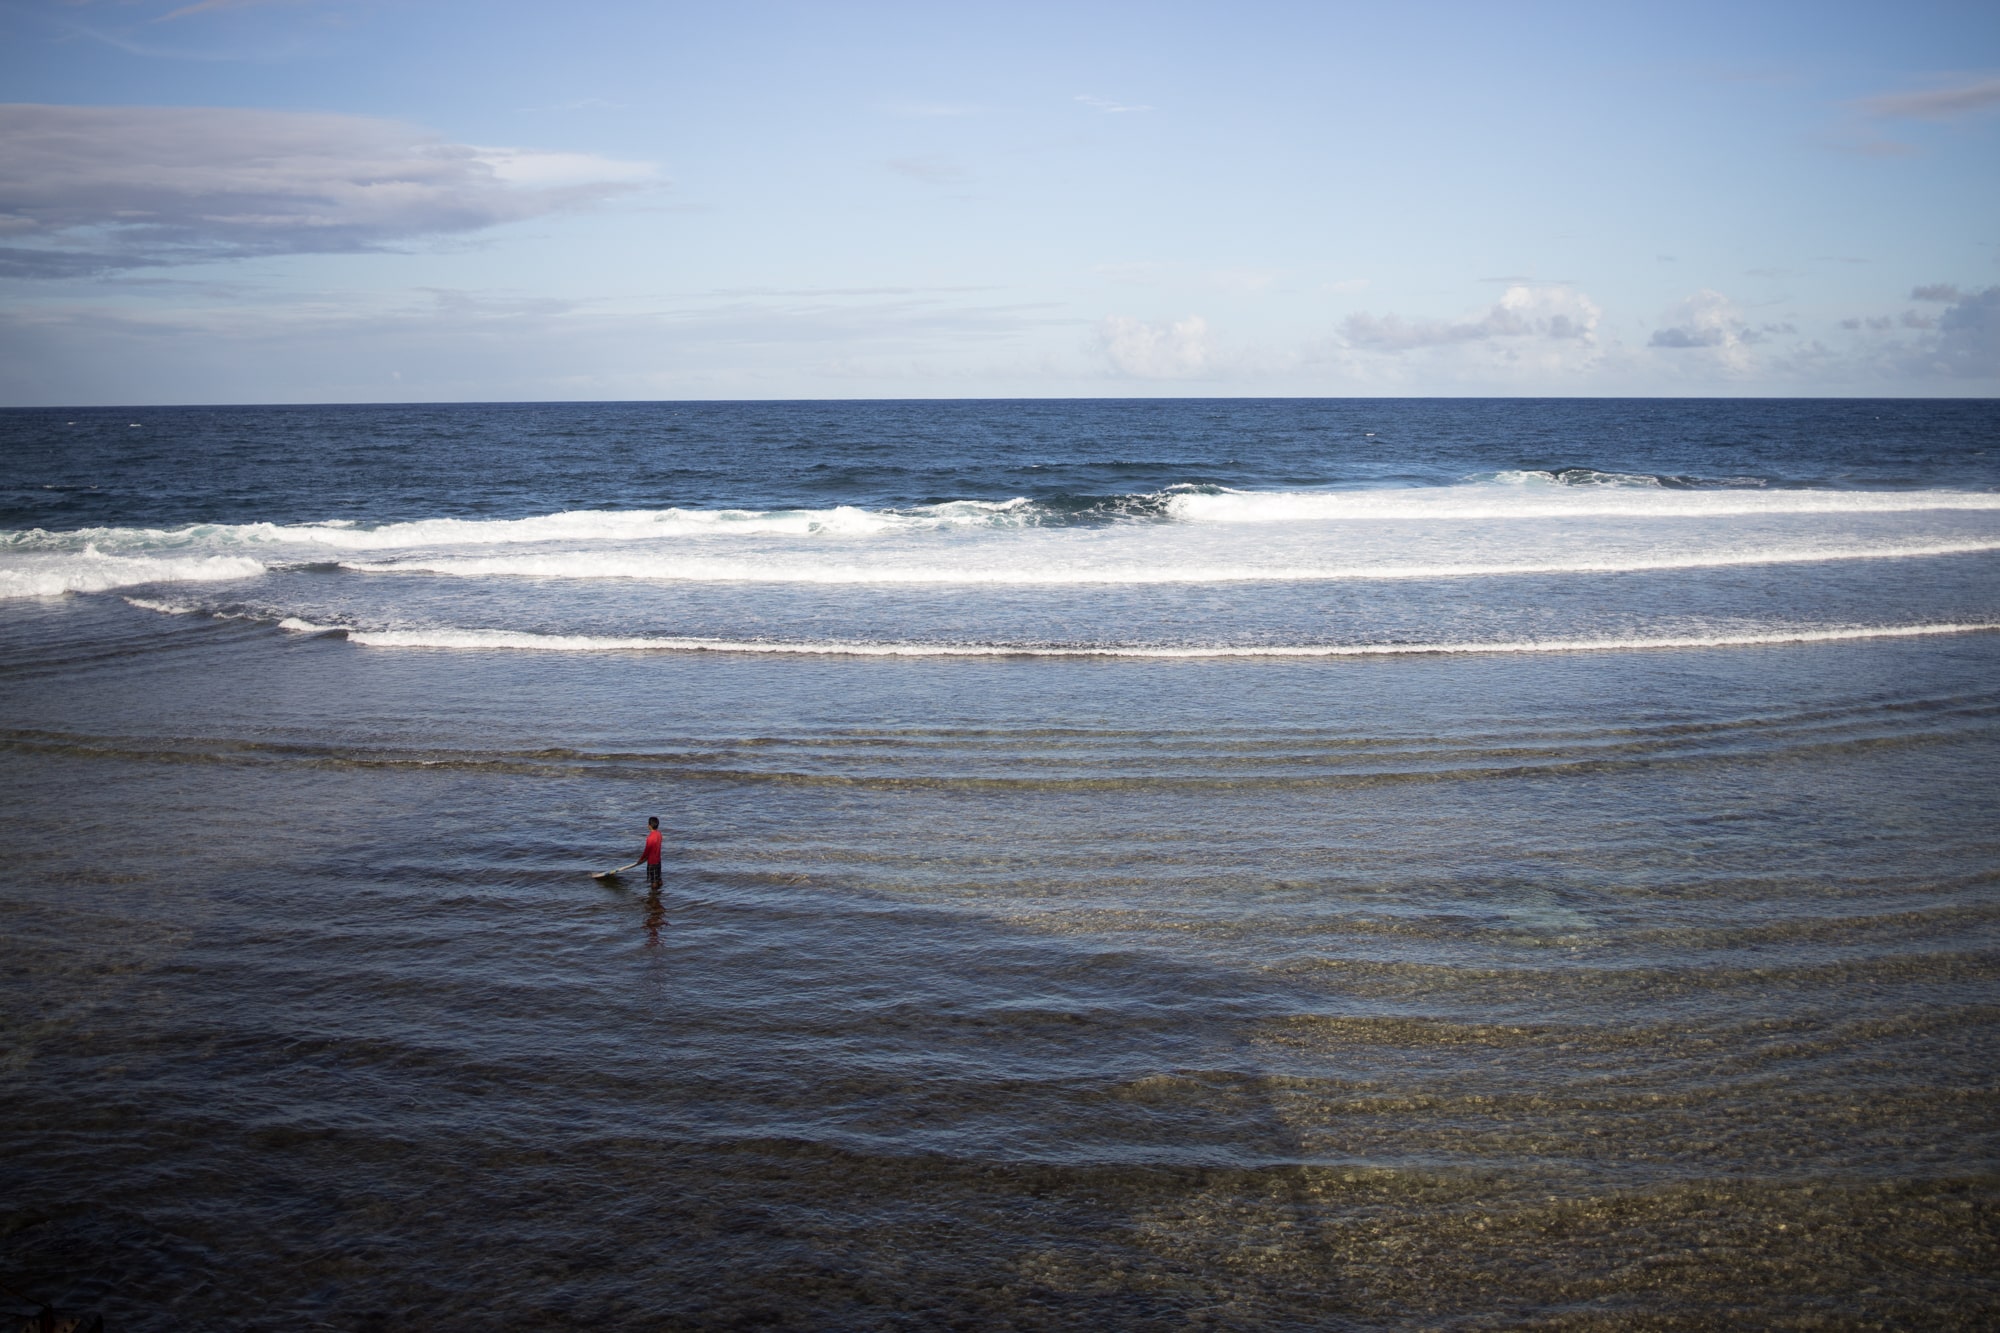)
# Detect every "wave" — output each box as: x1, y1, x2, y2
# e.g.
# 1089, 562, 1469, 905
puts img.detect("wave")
0, 549, 266, 599
342, 539, 2000, 585
1482, 467, 1767, 489
7, 481, 1997, 598
253, 617, 2000, 658
6, 485, 1998, 555
0, 499, 1034, 554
